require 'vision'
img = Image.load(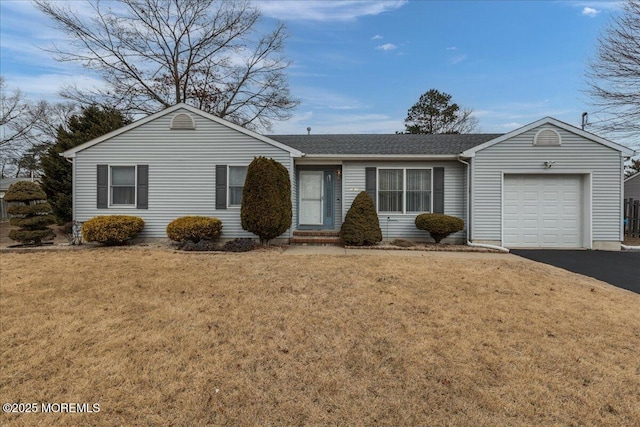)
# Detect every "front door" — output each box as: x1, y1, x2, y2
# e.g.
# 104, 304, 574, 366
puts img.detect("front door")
299, 171, 323, 225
